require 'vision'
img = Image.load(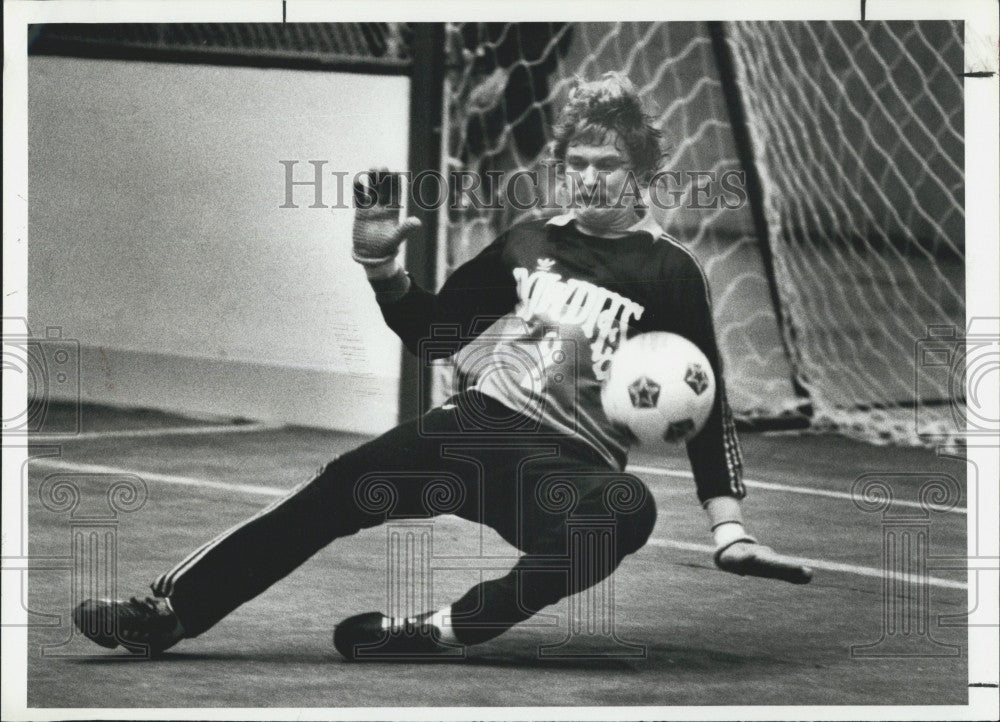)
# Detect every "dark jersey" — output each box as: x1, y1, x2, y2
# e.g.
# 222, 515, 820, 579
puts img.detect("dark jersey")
374, 215, 744, 503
